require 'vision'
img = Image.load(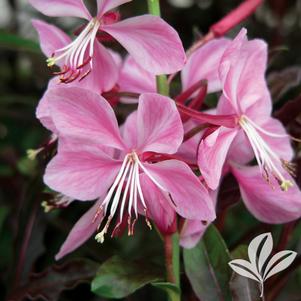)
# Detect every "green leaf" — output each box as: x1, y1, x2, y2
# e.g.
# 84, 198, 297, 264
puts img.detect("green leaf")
0, 31, 40, 52
91, 255, 163, 298
183, 225, 233, 301
229, 245, 260, 301
8, 259, 98, 301
152, 282, 180, 300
